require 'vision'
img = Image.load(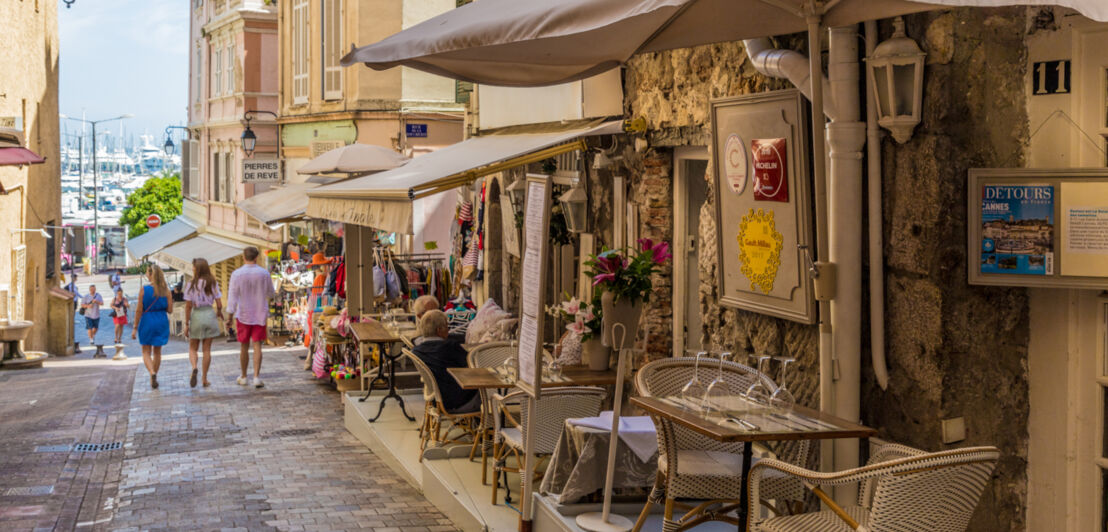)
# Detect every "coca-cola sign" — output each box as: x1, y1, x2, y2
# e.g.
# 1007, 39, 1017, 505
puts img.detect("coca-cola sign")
751, 138, 788, 202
